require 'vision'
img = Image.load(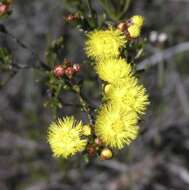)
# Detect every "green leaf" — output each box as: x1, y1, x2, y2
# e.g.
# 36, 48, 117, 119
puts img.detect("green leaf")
0, 47, 12, 70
